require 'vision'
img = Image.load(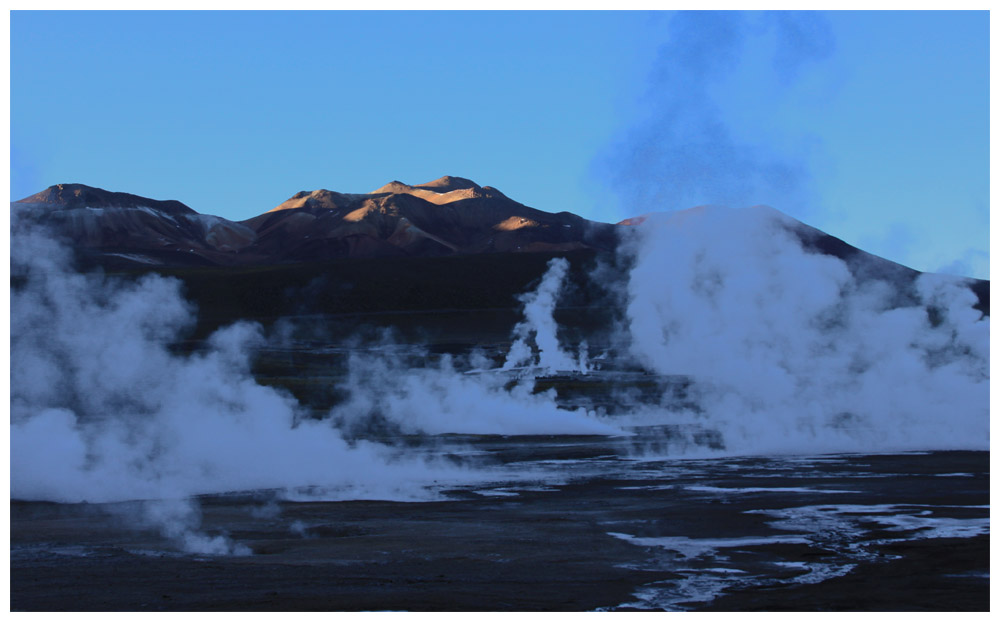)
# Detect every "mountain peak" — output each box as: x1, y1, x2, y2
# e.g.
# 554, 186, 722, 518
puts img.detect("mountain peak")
414, 176, 481, 192
374, 176, 482, 195
372, 180, 413, 195
370, 176, 500, 206
269, 189, 359, 213
15, 183, 196, 215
